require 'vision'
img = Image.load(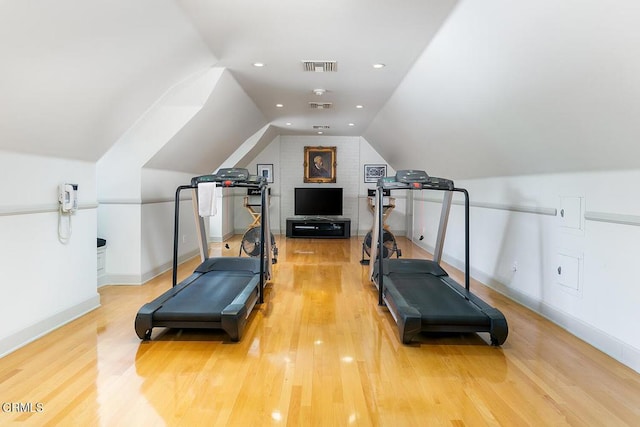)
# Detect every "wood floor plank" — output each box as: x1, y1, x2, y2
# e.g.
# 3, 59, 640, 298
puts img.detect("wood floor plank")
0, 236, 639, 426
